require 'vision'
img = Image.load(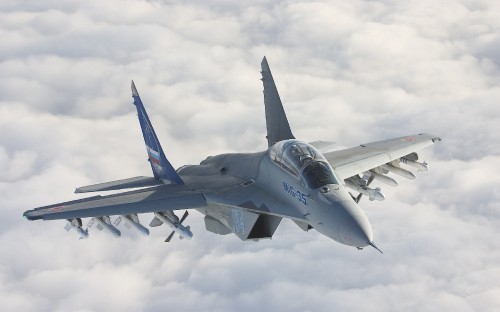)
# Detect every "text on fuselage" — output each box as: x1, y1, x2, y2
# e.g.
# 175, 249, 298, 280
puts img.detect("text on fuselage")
283, 181, 308, 205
